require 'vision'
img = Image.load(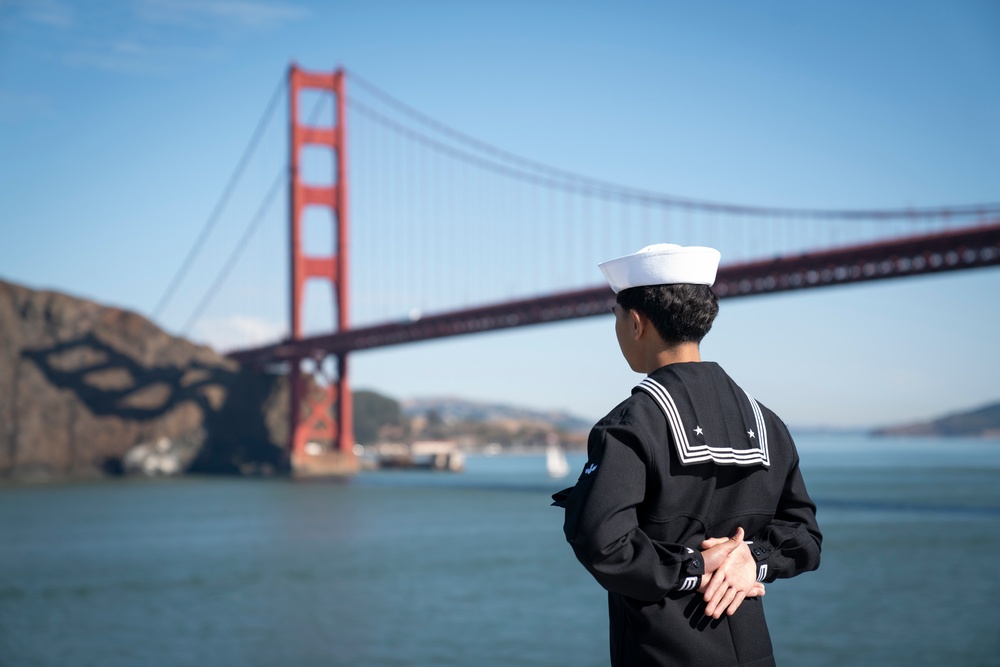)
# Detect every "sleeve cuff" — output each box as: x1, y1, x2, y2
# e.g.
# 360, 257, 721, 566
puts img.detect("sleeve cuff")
747, 541, 771, 583
679, 575, 702, 592
678, 547, 704, 592
550, 486, 573, 507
